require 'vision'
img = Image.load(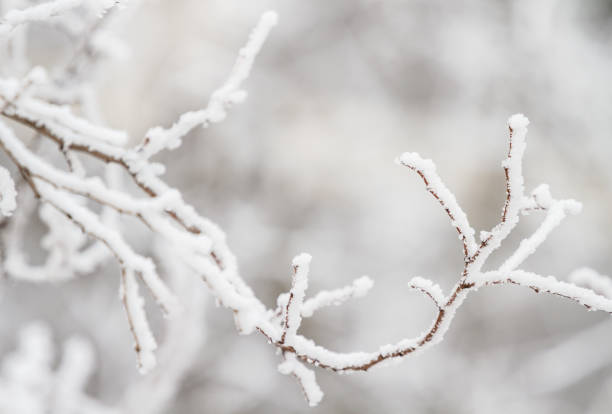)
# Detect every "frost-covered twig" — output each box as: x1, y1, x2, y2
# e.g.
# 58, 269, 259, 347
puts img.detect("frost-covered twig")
280, 253, 310, 344
408, 276, 445, 309
469, 114, 530, 270
121, 239, 207, 413
500, 193, 581, 273
278, 353, 324, 407
119, 267, 159, 374
569, 268, 612, 299
0, 165, 16, 216
477, 270, 612, 312
396, 152, 478, 258
300, 275, 373, 317
137, 10, 278, 159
